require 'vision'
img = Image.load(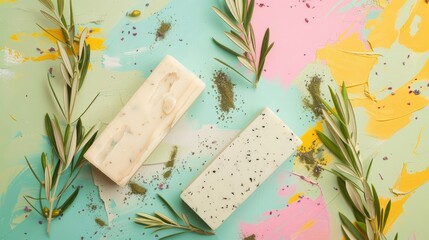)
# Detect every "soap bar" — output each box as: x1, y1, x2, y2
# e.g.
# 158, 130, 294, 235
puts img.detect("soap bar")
181, 108, 302, 230
85, 55, 205, 186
